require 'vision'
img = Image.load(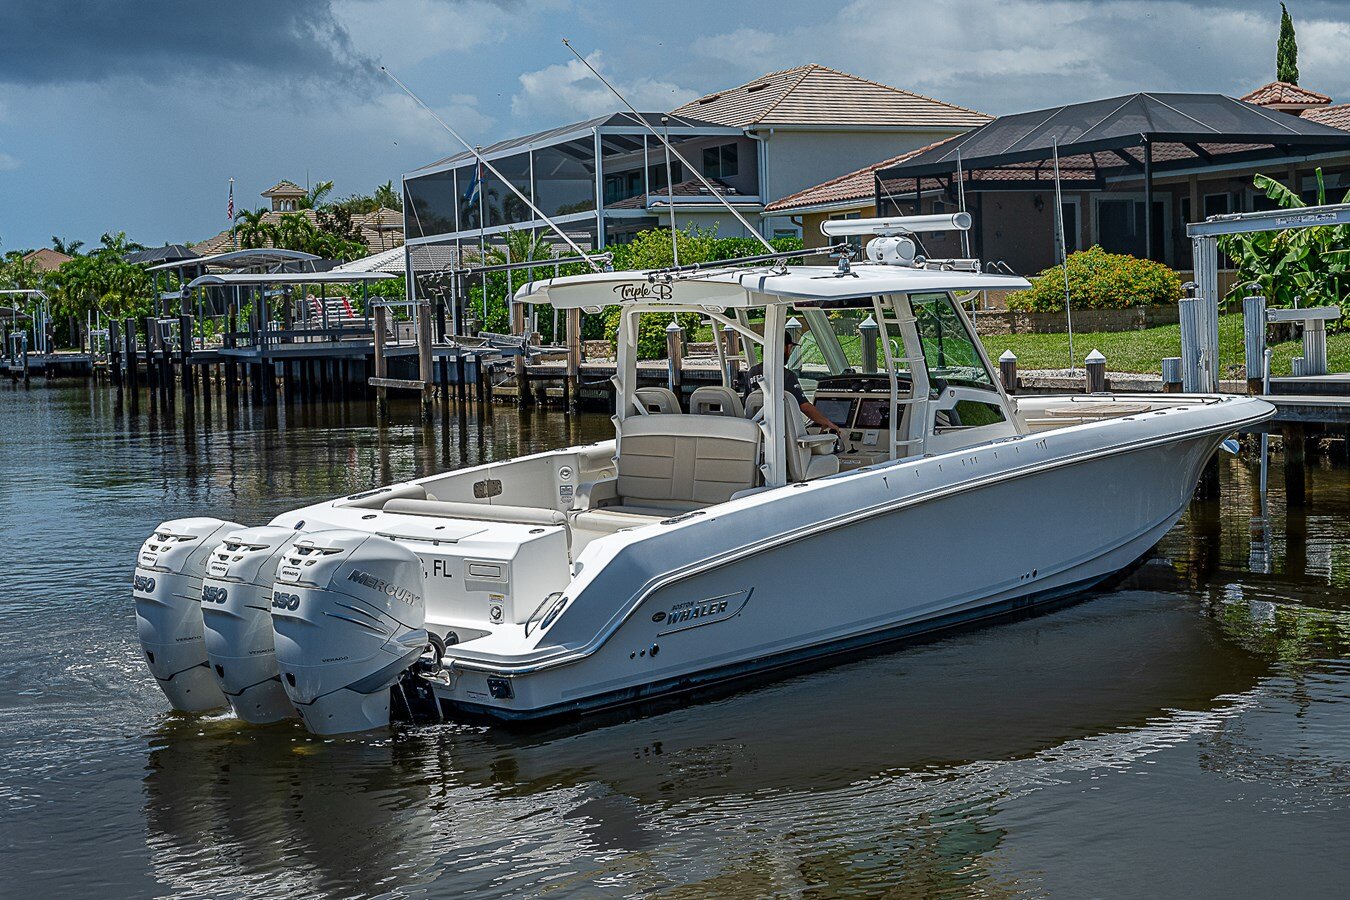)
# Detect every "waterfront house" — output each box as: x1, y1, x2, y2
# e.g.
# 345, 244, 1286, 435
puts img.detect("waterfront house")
400, 64, 989, 256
